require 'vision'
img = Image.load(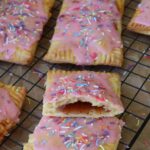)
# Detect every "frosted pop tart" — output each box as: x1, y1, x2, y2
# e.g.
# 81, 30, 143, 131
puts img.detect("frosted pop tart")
128, 0, 150, 35
0, 82, 26, 142
42, 70, 124, 118
0, 0, 54, 64
24, 117, 124, 150
44, 0, 124, 66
